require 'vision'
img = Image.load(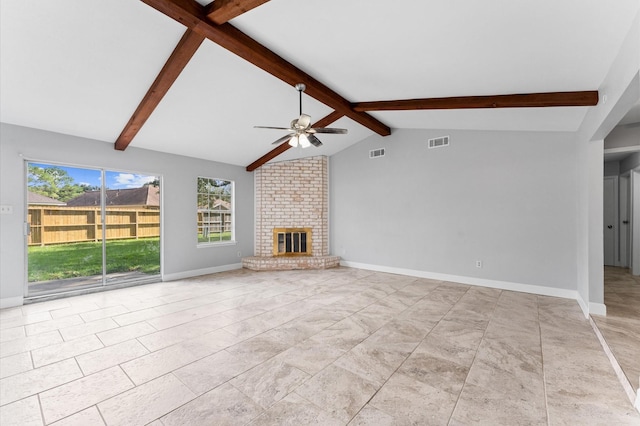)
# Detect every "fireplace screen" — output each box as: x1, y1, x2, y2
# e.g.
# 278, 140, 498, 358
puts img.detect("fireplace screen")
273, 228, 312, 256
